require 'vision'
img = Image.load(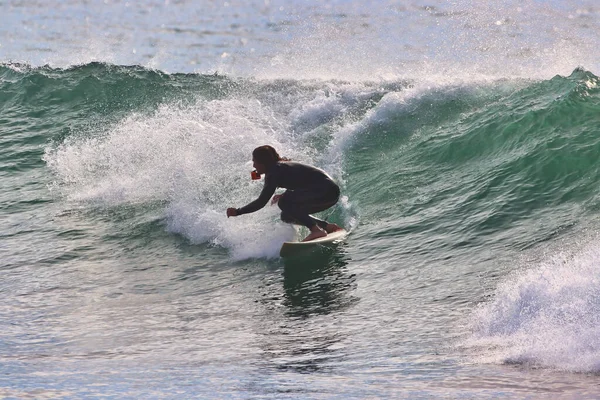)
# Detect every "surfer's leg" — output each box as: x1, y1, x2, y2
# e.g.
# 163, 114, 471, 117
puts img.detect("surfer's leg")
279, 194, 320, 229
278, 187, 339, 229
324, 222, 343, 233
280, 211, 328, 229
310, 215, 329, 230
280, 201, 335, 241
